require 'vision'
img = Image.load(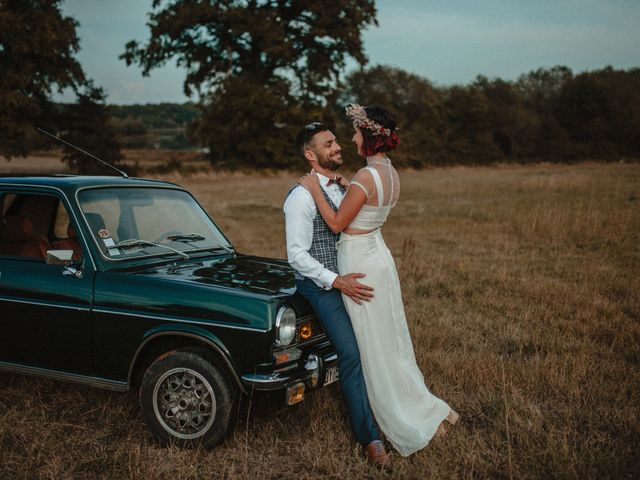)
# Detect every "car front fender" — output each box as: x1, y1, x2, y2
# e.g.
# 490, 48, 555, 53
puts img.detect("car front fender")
127, 324, 247, 394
